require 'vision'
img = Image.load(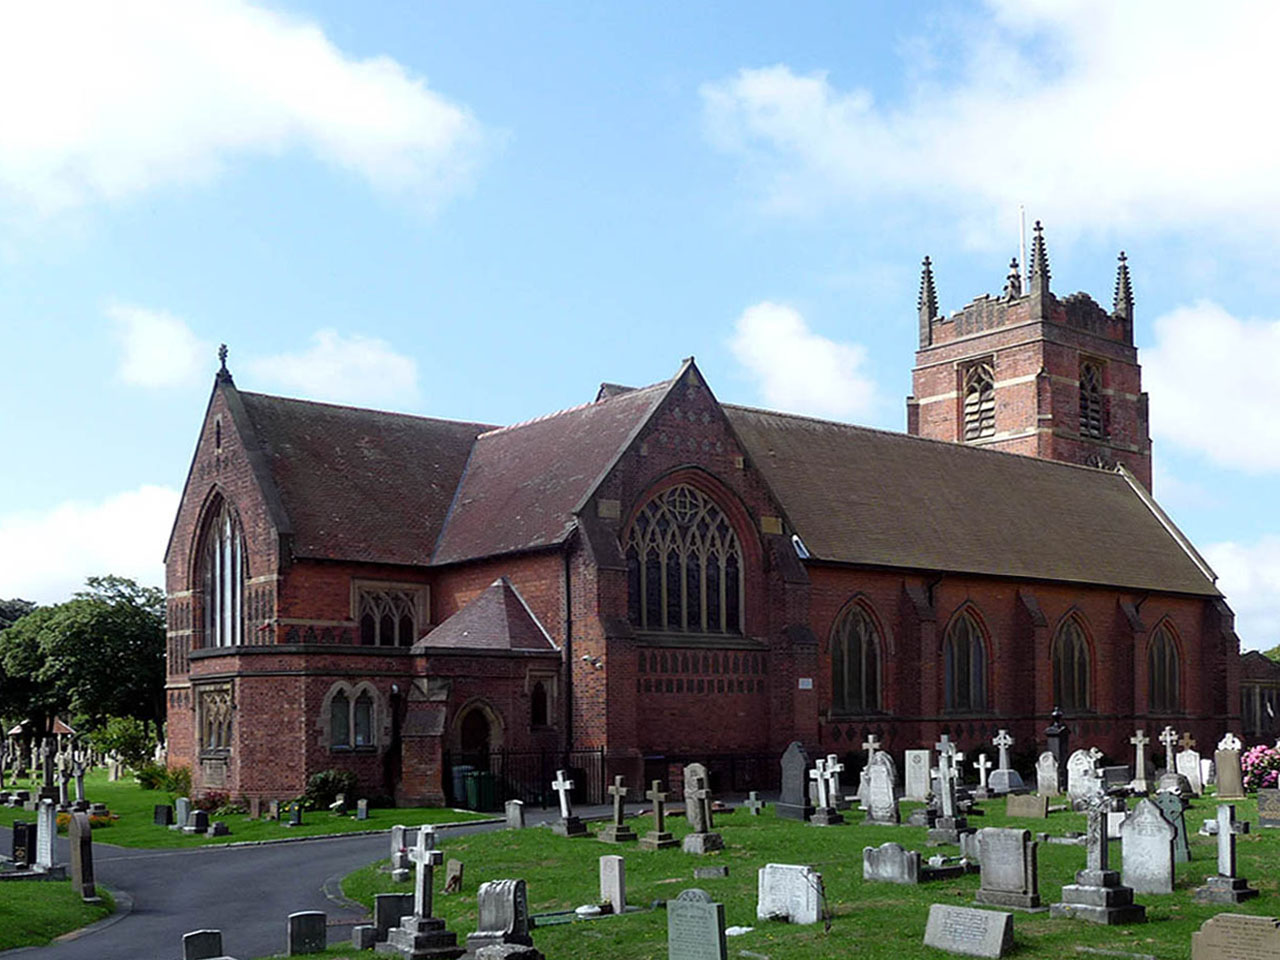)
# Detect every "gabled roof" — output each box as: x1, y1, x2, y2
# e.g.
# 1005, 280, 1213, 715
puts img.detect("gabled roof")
430, 377, 673, 565
723, 405, 1220, 597
236, 391, 492, 566
415, 578, 558, 652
